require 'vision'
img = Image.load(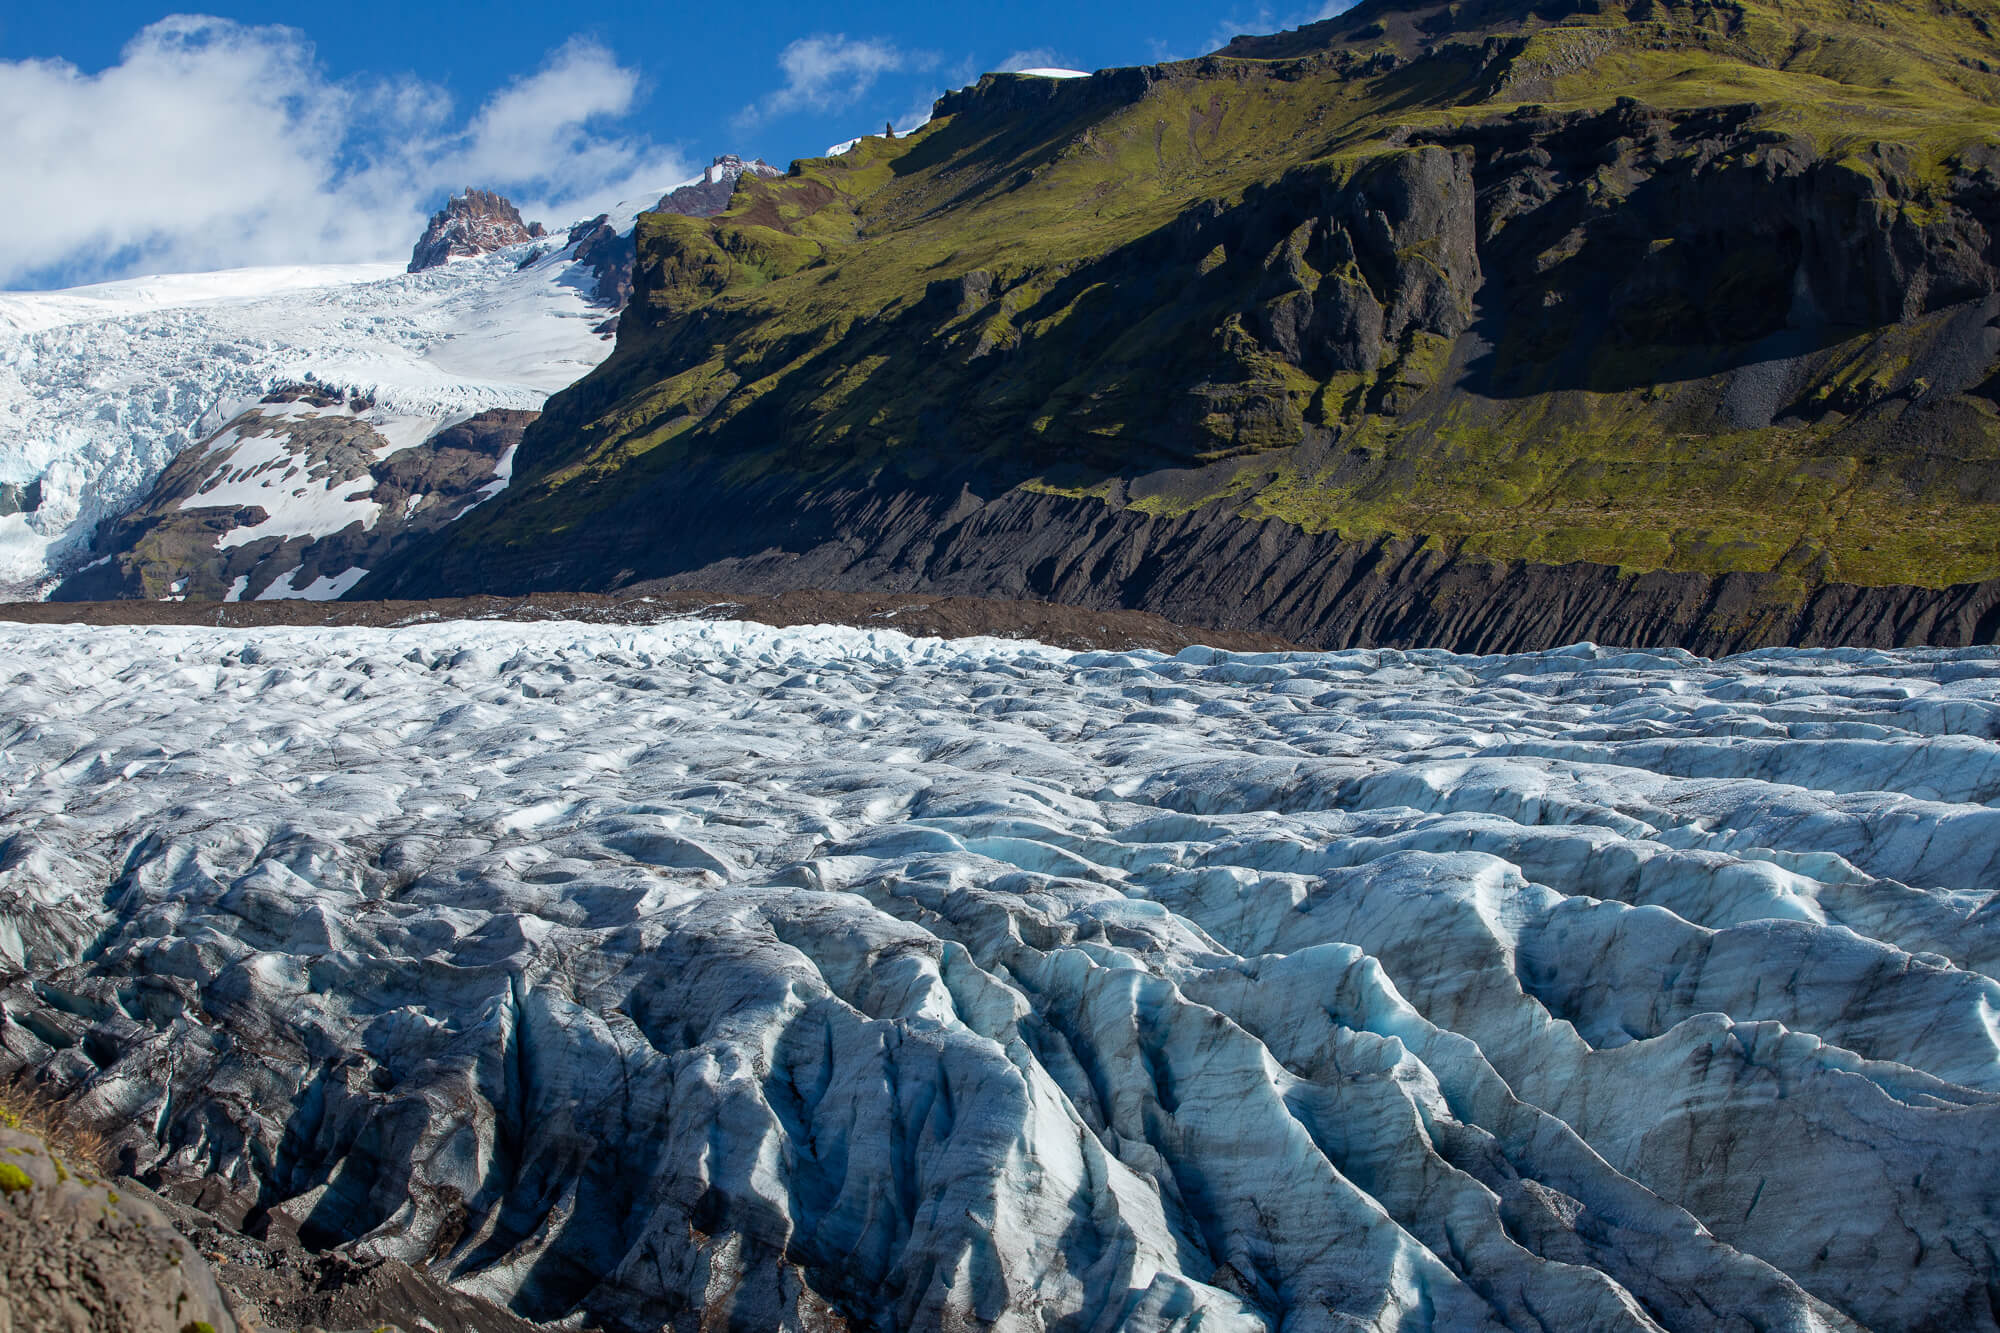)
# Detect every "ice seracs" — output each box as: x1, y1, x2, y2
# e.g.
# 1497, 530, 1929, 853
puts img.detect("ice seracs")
0, 628, 1992, 1330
